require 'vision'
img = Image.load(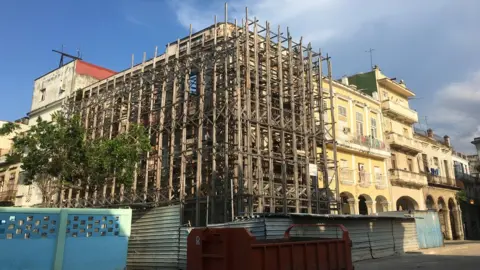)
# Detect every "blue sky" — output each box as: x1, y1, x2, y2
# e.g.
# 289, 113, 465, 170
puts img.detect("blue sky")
1, 0, 480, 152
